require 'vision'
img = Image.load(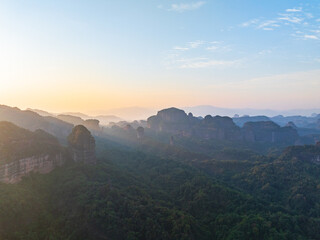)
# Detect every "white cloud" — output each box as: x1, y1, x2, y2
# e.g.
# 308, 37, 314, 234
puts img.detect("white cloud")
241, 19, 259, 27
208, 70, 320, 107
258, 50, 272, 55
278, 14, 304, 23
188, 40, 205, 48
173, 46, 189, 51
286, 7, 302, 12
169, 1, 206, 12
304, 35, 319, 40
180, 59, 239, 69
258, 20, 278, 29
